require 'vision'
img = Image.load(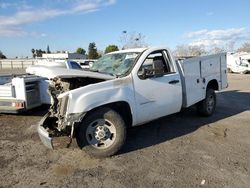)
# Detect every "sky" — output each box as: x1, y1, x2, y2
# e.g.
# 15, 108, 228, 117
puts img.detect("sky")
0, 0, 250, 58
